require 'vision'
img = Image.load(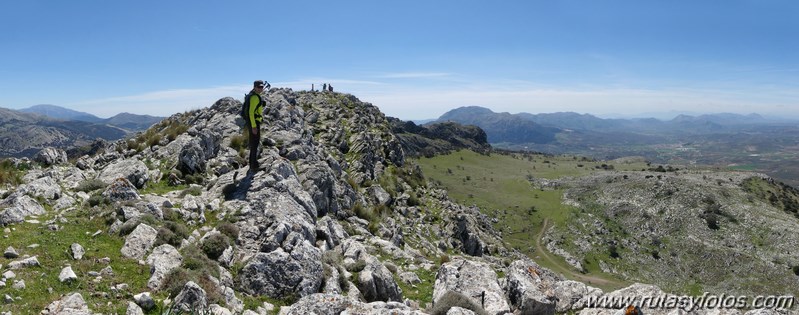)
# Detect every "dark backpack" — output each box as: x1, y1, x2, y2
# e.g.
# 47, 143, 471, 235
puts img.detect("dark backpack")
241, 92, 253, 122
